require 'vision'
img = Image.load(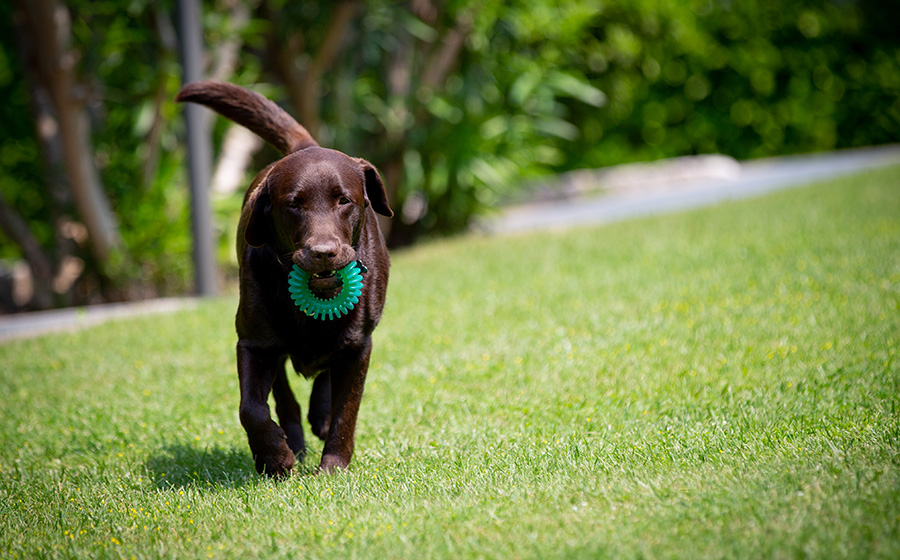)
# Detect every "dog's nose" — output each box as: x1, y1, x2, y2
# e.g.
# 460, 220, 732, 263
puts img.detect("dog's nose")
309, 244, 338, 267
